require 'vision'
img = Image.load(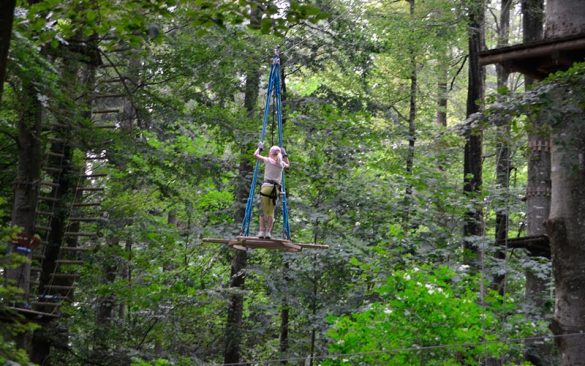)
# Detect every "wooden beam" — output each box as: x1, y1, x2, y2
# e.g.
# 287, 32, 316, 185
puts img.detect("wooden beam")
479, 33, 585, 79
498, 235, 550, 258
480, 35, 585, 66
